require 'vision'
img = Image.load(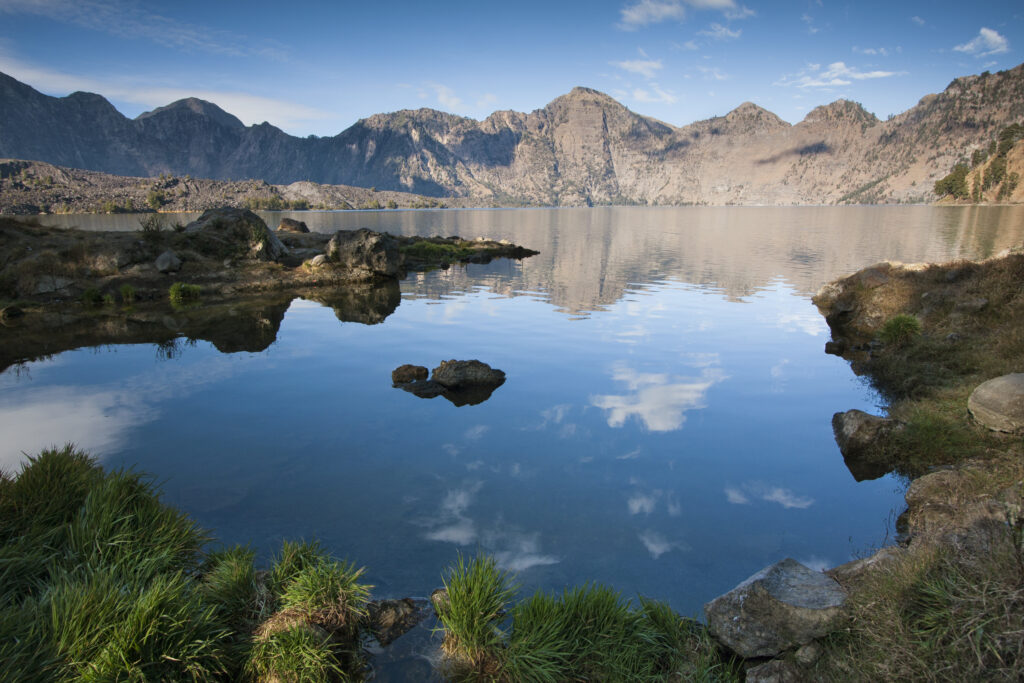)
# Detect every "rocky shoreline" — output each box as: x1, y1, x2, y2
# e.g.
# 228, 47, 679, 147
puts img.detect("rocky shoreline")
0, 207, 537, 310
